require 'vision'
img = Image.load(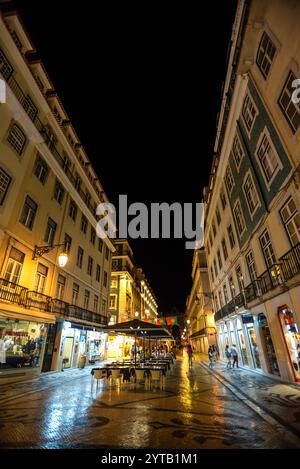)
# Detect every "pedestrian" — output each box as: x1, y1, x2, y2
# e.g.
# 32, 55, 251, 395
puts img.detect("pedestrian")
225, 344, 232, 368
208, 346, 214, 369
212, 344, 218, 362
231, 344, 239, 368
186, 343, 193, 368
